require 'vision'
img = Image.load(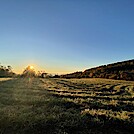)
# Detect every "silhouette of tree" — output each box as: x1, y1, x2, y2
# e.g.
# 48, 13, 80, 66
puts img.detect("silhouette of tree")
22, 66, 36, 77
0, 64, 15, 77
7, 66, 12, 72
